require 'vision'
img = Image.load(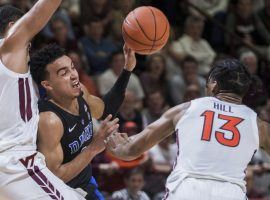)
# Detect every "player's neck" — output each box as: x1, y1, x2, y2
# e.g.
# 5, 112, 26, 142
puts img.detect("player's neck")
50, 96, 79, 115
214, 93, 242, 105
